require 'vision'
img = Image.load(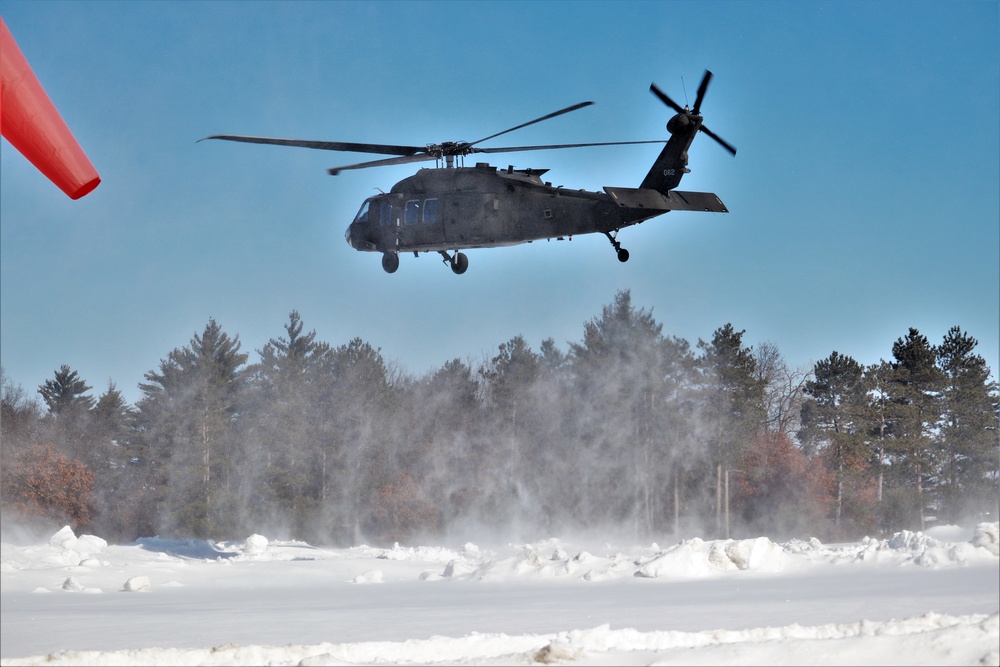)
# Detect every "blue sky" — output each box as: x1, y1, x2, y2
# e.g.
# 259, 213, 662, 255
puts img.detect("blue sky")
2, 0, 997, 404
